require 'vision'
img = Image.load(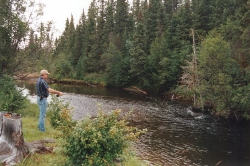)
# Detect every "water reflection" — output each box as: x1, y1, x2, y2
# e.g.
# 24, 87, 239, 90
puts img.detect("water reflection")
18, 82, 250, 166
